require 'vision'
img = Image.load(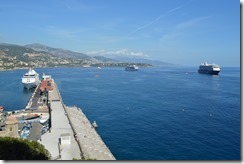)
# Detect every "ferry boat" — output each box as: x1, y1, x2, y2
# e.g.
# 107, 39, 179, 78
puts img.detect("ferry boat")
125, 65, 139, 71
198, 62, 221, 75
22, 68, 40, 89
